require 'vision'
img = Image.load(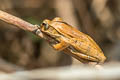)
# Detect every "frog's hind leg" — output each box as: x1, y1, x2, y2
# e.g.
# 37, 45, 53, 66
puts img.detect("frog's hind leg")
68, 48, 99, 63
52, 41, 69, 51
